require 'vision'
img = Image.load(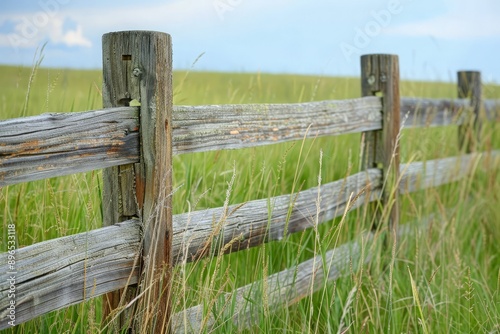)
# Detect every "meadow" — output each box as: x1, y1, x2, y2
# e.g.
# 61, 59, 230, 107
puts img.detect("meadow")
1, 63, 500, 333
